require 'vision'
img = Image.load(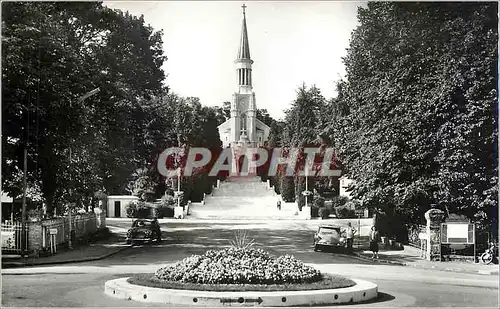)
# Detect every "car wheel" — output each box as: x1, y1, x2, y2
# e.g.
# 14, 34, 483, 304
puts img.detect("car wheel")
314, 244, 320, 252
